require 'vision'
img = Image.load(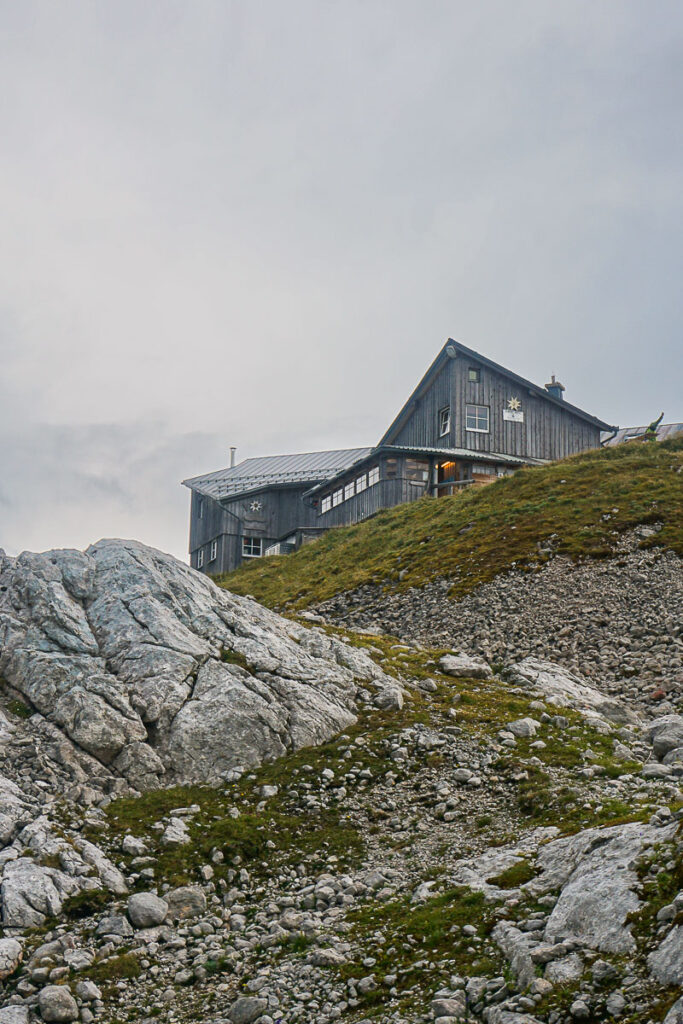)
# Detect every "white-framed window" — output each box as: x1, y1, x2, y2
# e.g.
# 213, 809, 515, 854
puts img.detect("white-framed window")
356, 473, 367, 493
242, 536, 262, 558
466, 404, 490, 432
209, 539, 218, 561
321, 495, 332, 513
344, 481, 355, 501
197, 548, 204, 569
438, 406, 450, 436
468, 366, 481, 383
198, 498, 204, 519
368, 466, 379, 486
332, 488, 343, 507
